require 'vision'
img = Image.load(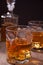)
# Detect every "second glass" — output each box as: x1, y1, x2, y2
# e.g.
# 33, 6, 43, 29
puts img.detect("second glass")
6, 25, 32, 64
28, 20, 43, 49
